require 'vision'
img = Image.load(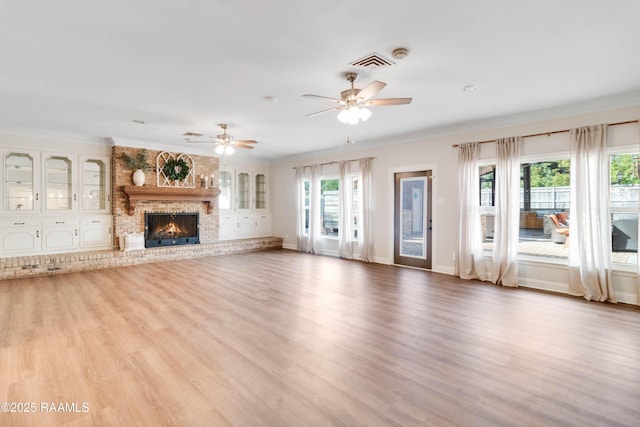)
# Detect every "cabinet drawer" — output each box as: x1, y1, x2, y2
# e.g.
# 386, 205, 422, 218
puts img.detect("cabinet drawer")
81, 215, 112, 226
42, 217, 79, 226
2, 217, 40, 227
